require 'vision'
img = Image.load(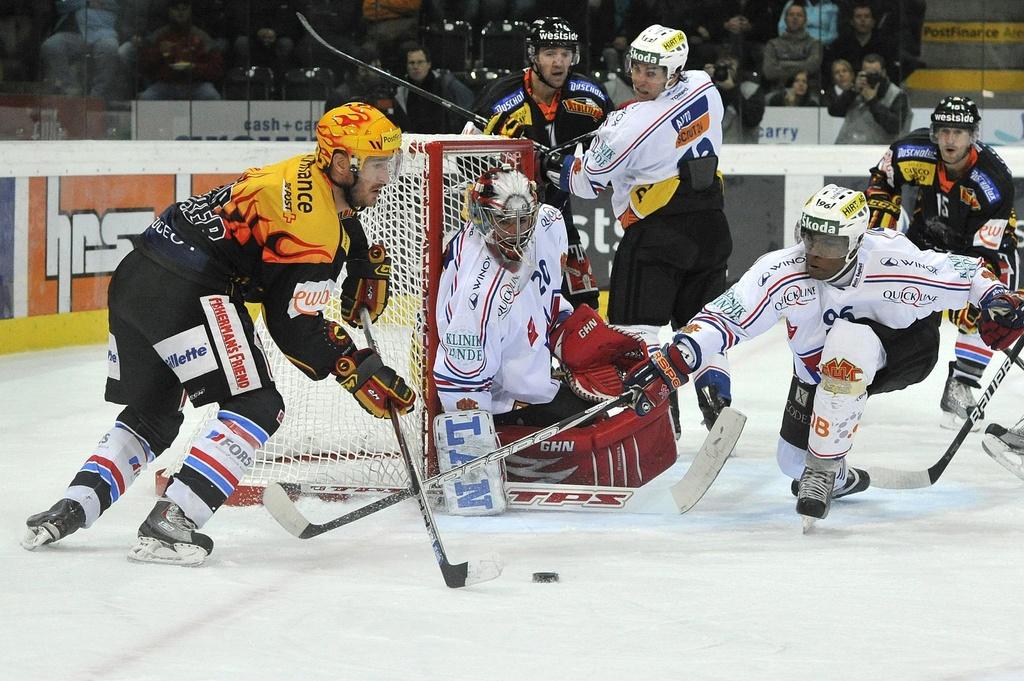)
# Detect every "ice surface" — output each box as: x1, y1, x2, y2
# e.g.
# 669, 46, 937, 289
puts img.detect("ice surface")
3, 324, 1024, 681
